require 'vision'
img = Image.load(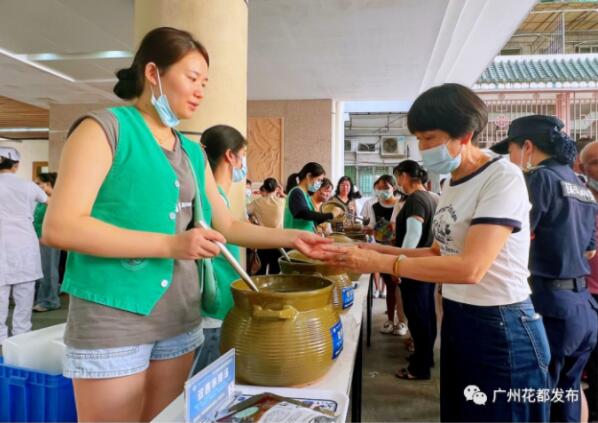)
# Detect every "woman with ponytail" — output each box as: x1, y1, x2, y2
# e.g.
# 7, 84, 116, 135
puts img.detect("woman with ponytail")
43, 27, 330, 421
283, 162, 340, 232
285, 173, 300, 194
491, 115, 598, 423
391, 160, 438, 380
